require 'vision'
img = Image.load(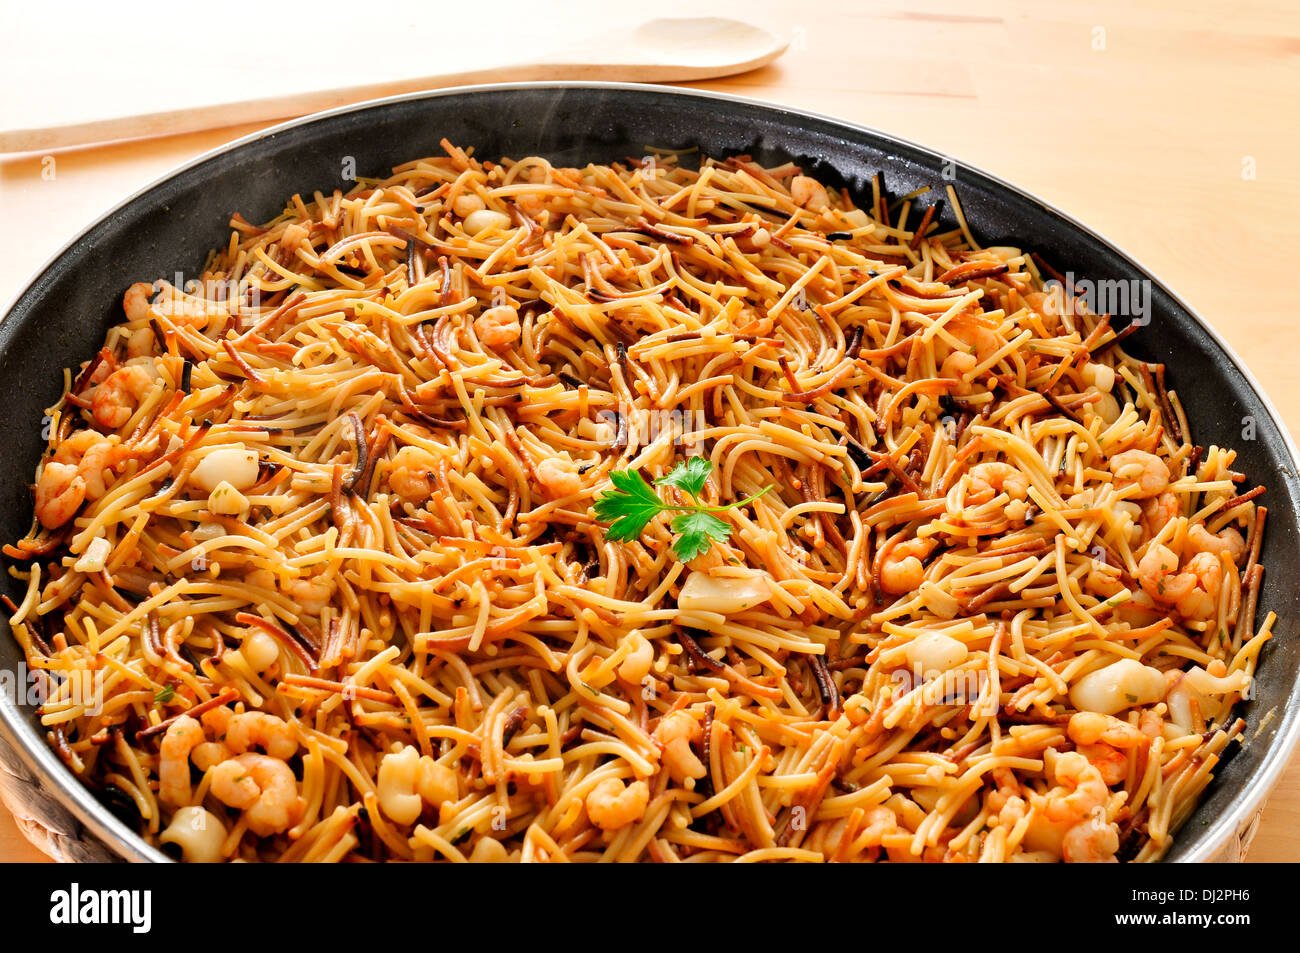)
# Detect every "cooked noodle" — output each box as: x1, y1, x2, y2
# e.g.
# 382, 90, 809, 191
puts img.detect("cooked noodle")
4, 140, 1270, 862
